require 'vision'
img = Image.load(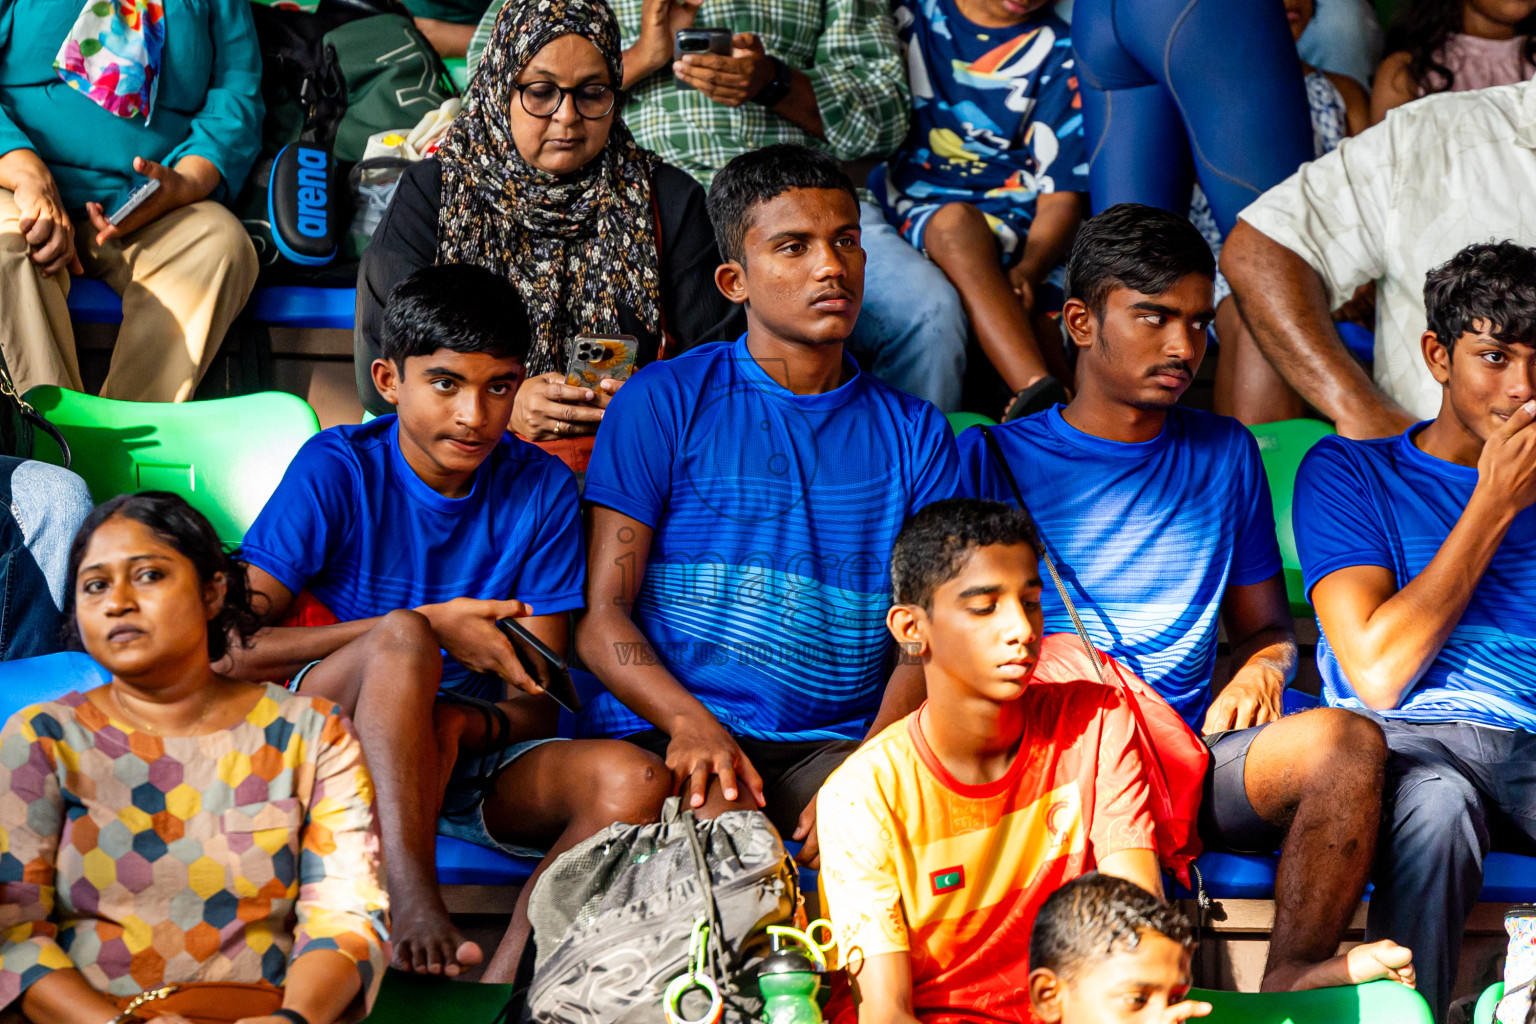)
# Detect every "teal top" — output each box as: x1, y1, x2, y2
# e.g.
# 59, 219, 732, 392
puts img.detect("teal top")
0, 0, 264, 214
